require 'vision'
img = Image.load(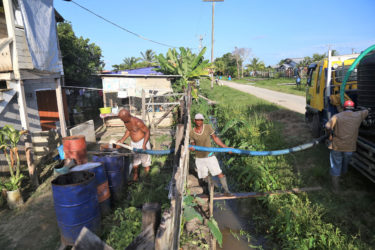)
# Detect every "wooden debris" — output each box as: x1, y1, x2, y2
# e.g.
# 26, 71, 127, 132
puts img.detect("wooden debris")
73, 227, 113, 250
